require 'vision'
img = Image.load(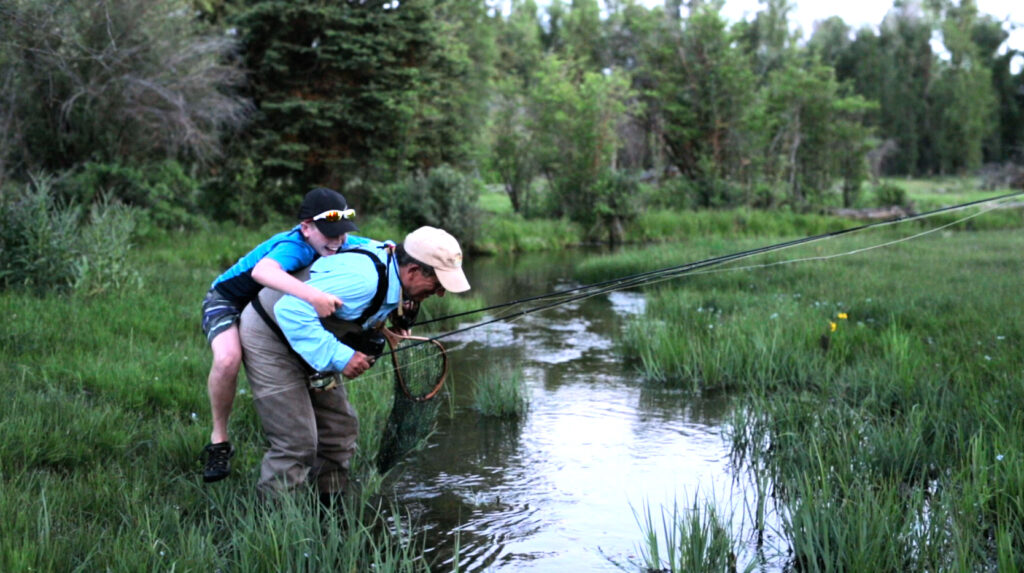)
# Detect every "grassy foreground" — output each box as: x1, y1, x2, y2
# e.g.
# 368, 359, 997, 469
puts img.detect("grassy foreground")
2, 189, 1020, 570
0, 222, 466, 571
581, 206, 1024, 570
